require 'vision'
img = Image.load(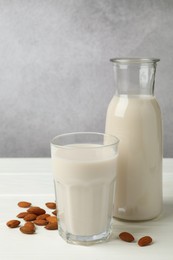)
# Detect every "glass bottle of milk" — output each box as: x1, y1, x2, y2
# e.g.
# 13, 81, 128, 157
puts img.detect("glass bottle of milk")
105, 58, 162, 221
